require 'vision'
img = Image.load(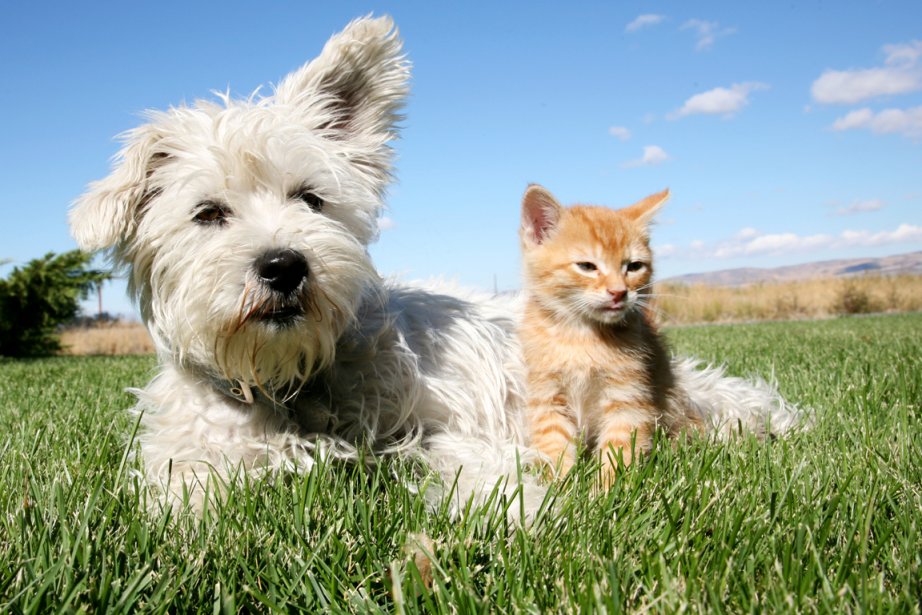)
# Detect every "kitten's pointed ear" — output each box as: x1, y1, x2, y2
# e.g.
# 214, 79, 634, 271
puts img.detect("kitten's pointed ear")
69, 124, 168, 253
521, 184, 564, 246
623, 188, 669, 227
273, 16, 409, 152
